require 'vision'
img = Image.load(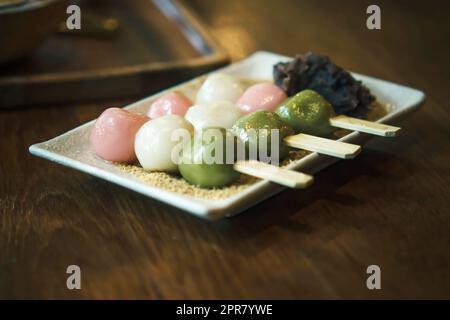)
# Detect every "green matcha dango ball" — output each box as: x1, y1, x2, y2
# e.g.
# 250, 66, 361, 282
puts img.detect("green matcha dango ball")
178, 127, 240, 188
231, 110, 294, 162
276, 89, 336, 137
